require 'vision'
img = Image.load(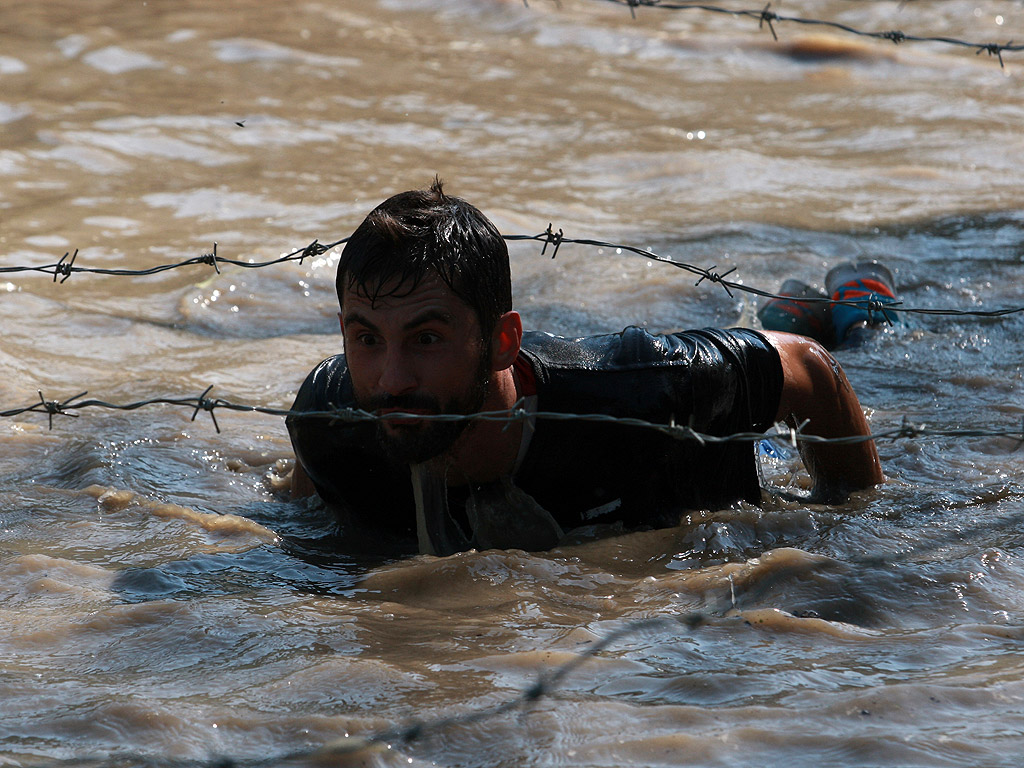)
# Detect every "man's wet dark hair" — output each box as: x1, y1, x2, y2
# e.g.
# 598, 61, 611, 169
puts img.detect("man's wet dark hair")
336, 179, 512, 340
